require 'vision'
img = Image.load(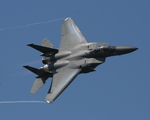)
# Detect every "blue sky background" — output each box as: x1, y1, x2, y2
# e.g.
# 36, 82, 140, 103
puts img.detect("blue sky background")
0, 0, 149, 120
